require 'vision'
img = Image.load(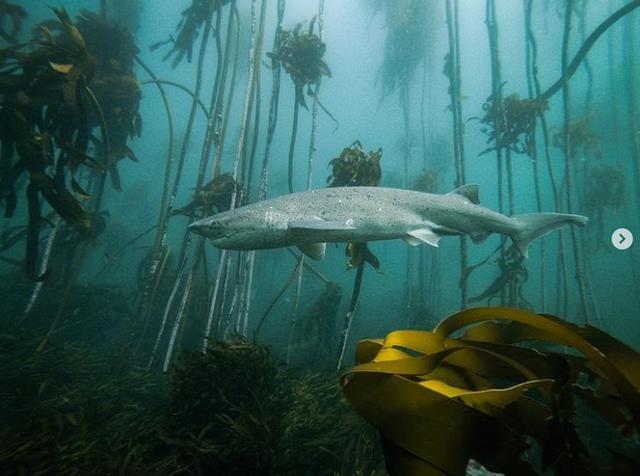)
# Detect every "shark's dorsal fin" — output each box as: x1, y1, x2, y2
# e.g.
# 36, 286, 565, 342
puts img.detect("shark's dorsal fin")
297, 243, 326, 260
448, 184, 480, 204
403, 228, 441, 247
